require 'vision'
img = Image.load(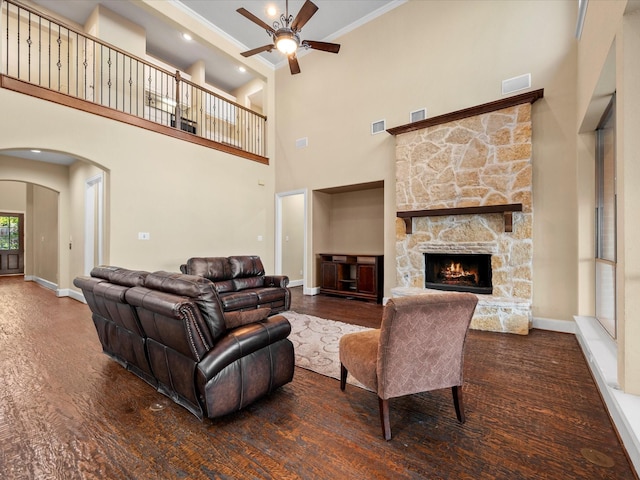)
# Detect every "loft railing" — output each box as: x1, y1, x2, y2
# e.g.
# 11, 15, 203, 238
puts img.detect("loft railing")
0, 0, 267, 161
